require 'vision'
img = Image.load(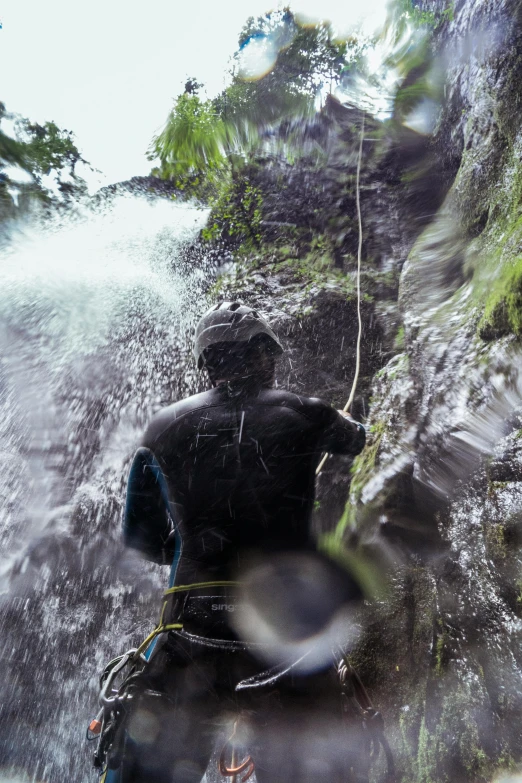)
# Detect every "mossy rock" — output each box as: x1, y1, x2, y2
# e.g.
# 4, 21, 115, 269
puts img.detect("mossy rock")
478, 256, 522, 340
